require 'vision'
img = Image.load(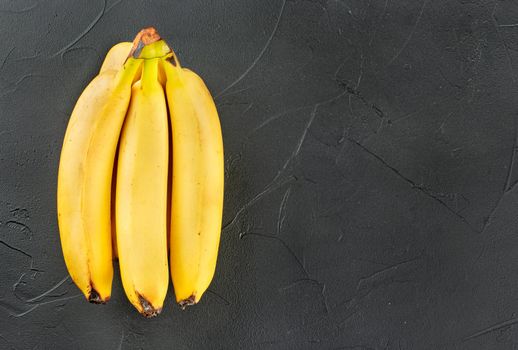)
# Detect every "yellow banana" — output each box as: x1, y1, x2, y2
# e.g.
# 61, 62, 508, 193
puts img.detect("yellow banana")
115, 55, 169, 317
98, 41, 133, 260
162, 53, 224, 307
100, 42, 133, 74
57, 27, 224, 312
57, 56, 142, 303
